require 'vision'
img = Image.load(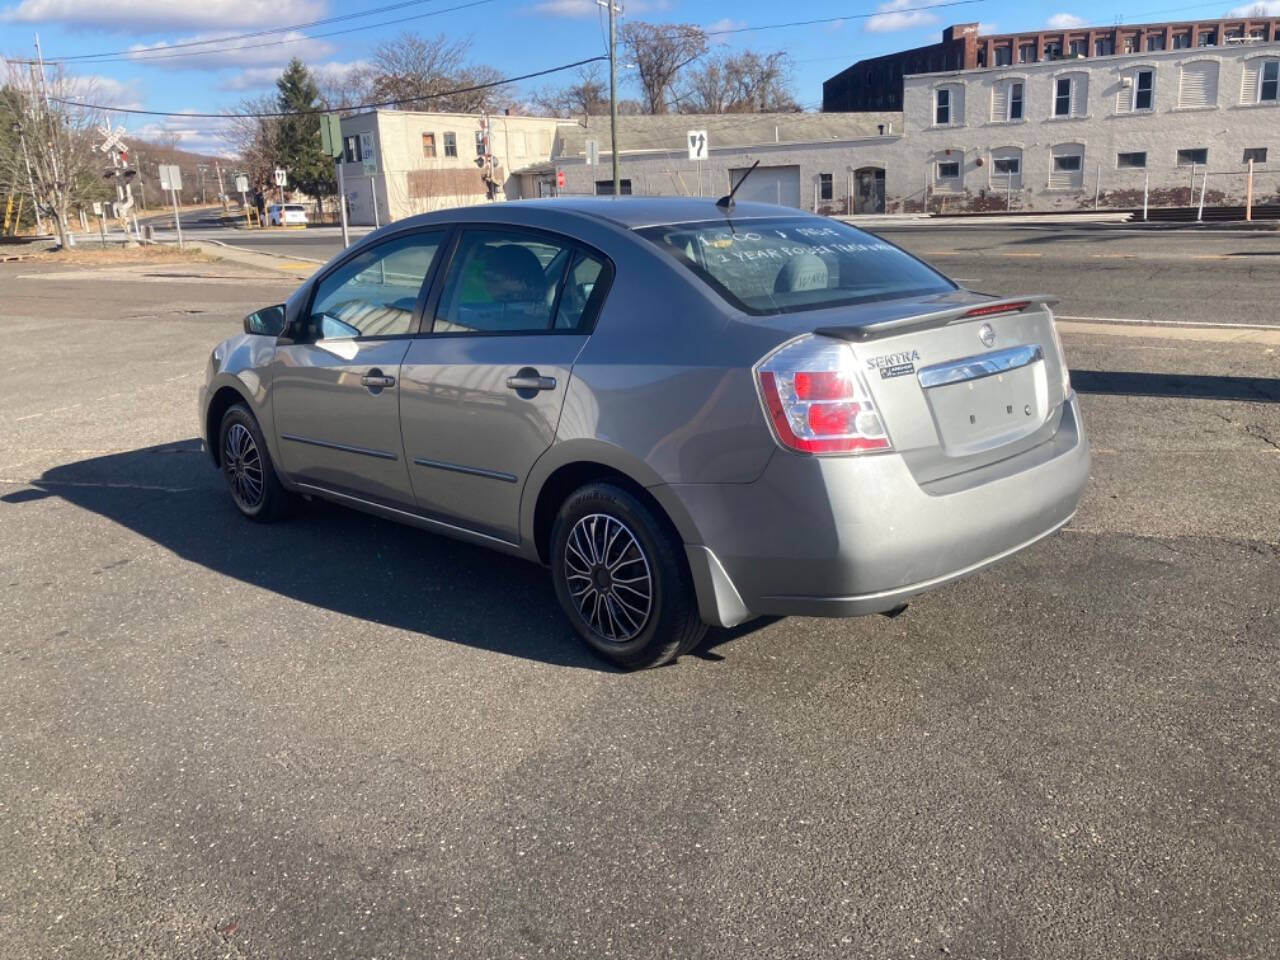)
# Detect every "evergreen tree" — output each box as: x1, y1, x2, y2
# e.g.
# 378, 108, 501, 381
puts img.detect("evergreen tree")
274, 59, 335, 208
